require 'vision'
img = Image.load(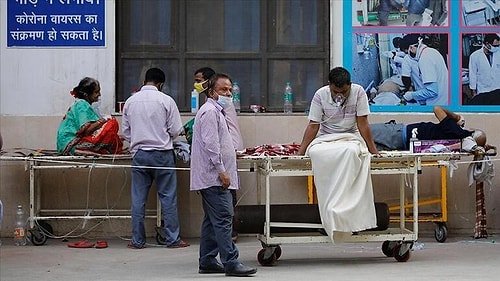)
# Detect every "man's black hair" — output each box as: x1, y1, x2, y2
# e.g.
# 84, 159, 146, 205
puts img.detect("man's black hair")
144, 67, 166, 84
194, 67, 216, 80
328, 67, 351, 88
